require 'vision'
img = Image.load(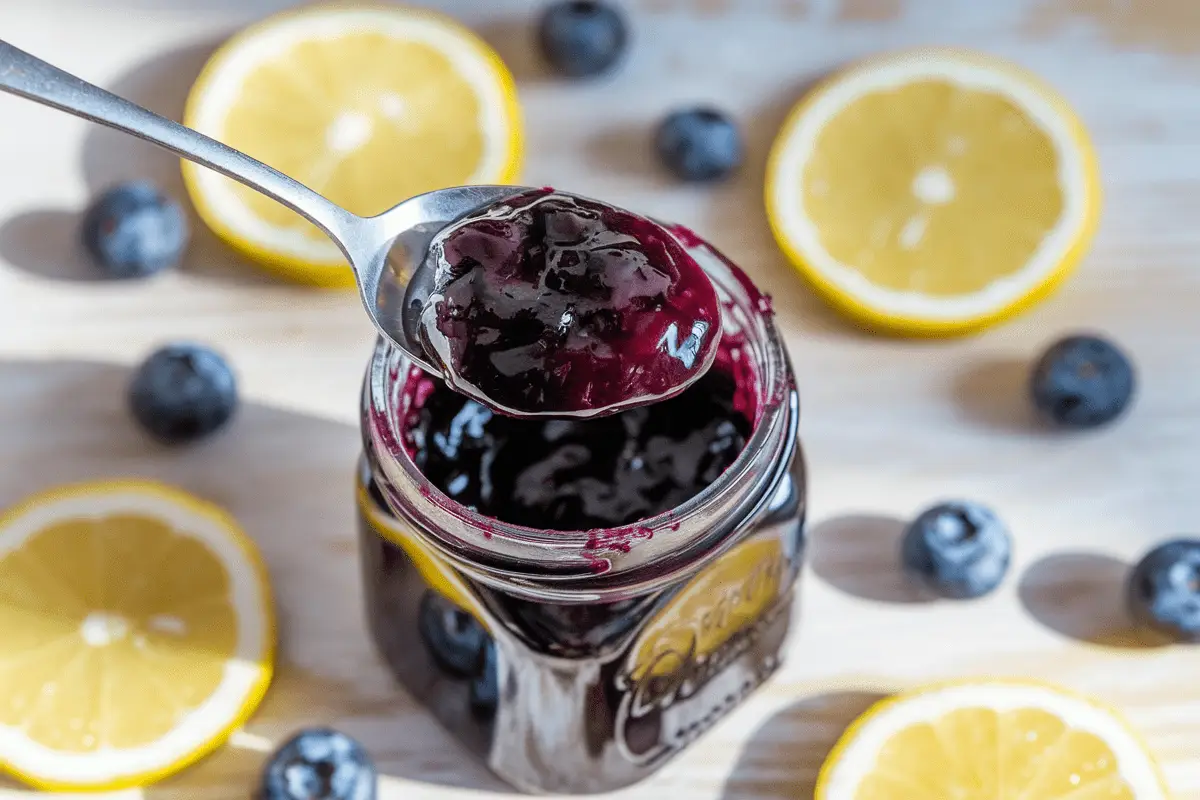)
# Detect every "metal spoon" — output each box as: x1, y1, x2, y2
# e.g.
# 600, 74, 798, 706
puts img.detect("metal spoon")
0, 38, 521, 374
